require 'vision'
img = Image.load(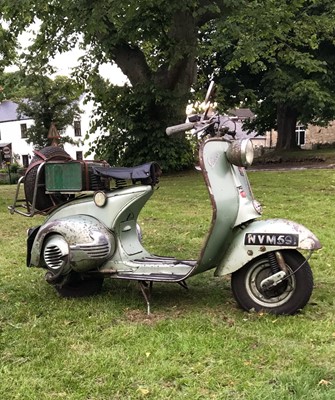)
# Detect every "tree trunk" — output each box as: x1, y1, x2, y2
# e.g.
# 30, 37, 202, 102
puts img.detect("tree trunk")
276, 104, 299, 150
111, 10, 197, 125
